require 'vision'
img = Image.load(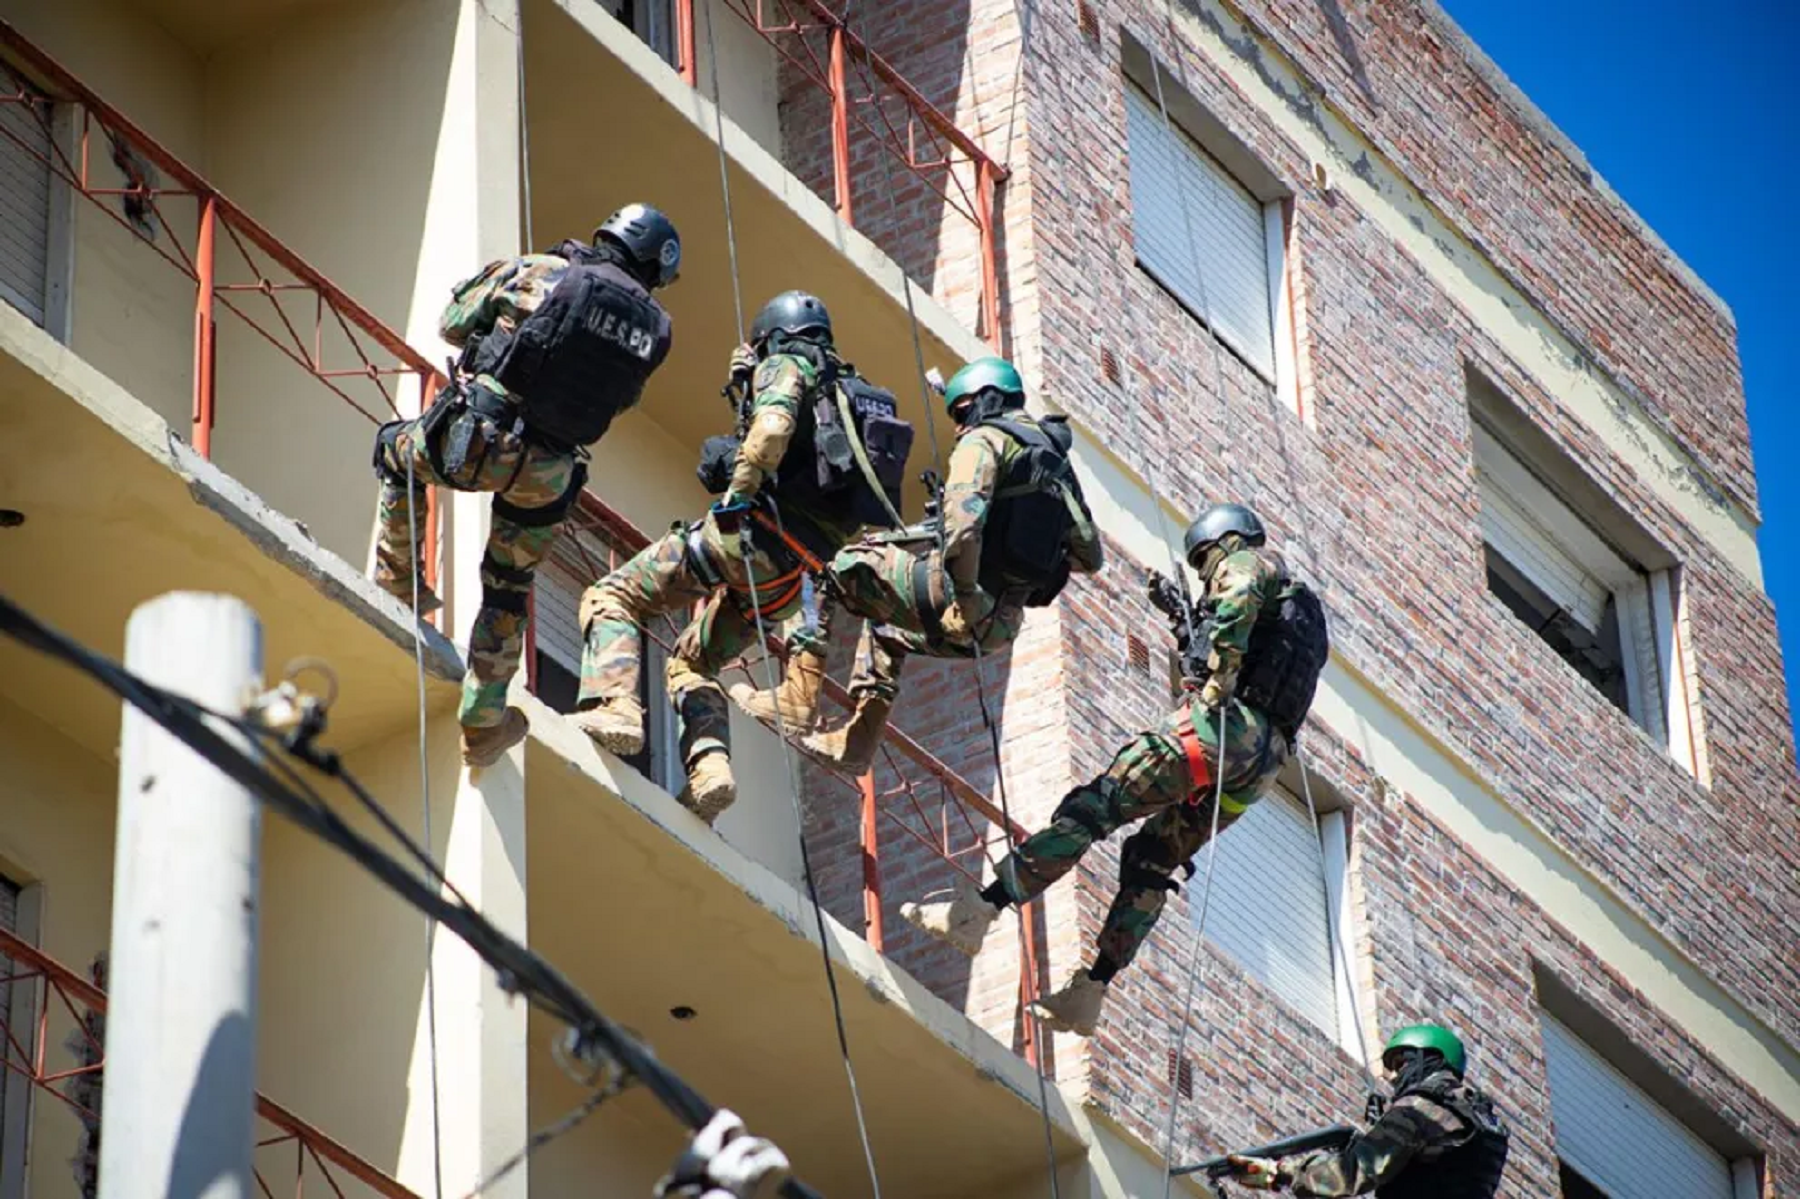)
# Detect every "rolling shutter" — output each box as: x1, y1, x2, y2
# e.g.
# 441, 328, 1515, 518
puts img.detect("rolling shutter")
0, 81, 52, 327
1124, 84, 1275, 377
1186, 787, 1336, 1035
1542, 1014, 1732, 1199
